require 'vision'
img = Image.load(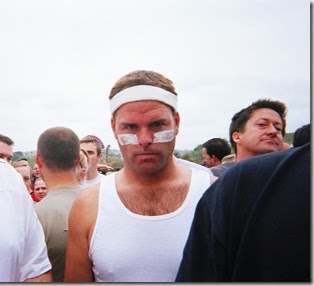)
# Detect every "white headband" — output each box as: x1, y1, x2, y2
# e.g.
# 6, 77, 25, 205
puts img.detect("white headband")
109, 85, 177, 115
